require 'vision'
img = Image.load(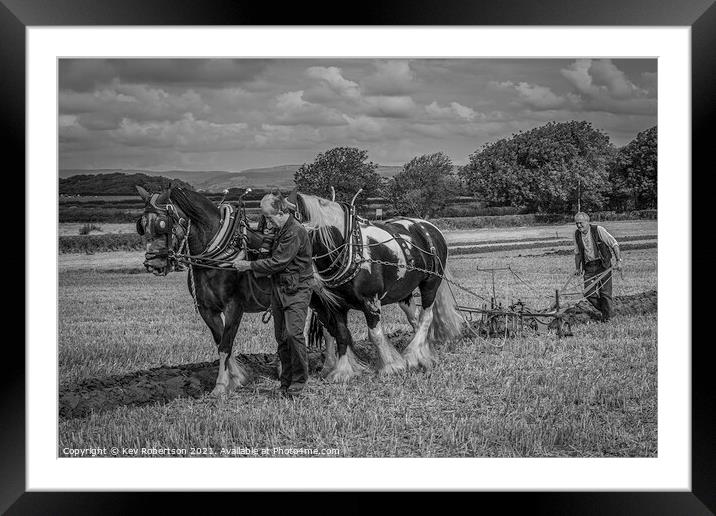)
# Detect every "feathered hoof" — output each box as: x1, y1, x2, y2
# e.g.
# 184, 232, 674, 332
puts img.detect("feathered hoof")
378, 356, 407, 376
228, 372, 250, 390
403, 347, 435, 370
326, 367, 354, 384
320, 364, 335, 379
209, 383, 229, 398
324, 351, 365, 383
227, 357, 251, 388
320, 354, 338, 379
